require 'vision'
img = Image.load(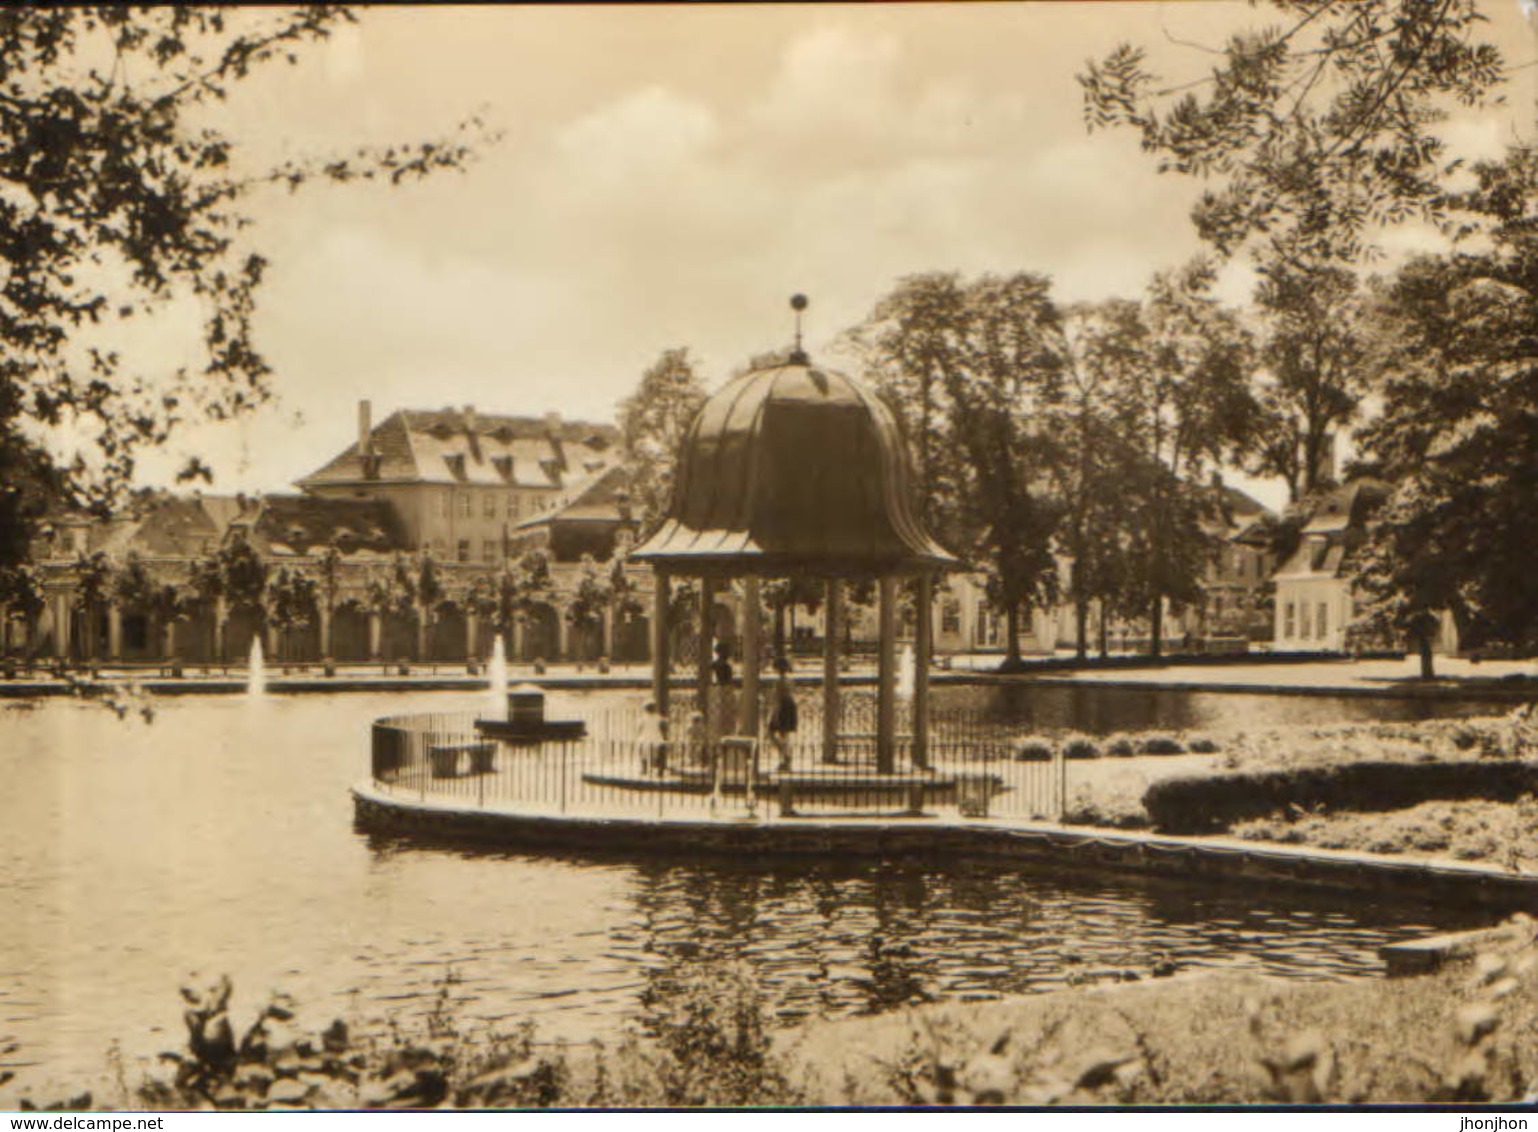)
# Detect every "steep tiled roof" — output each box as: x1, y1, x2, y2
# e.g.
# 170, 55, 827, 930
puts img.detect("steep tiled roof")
516, 466, 631, 530
1220, 485, 1271, 522
239, 495, 407, 558
1300, 479, 1386, 535
1275, 480, 1385, 579
297, 408, 620, 489
130, 496, 223, 557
